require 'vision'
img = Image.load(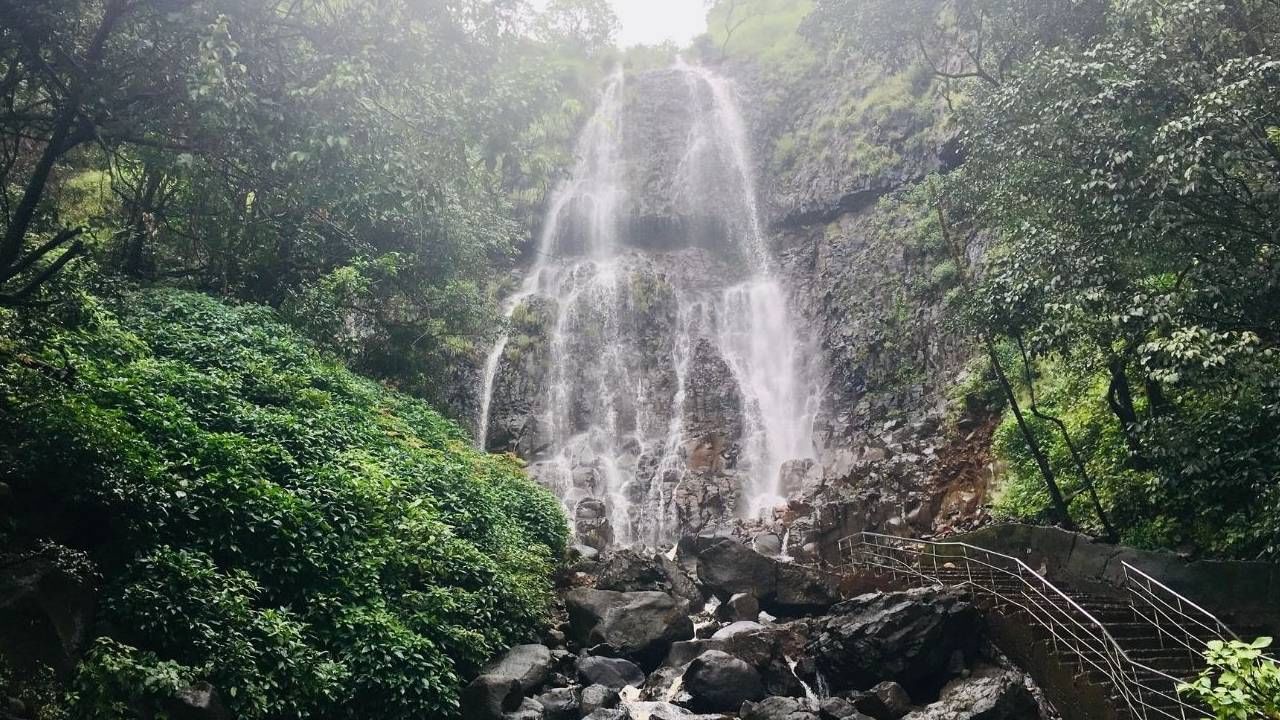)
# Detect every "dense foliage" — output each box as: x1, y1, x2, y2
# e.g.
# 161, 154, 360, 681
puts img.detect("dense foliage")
0, 0, 614, 408
799, 0, 1280, 558
0, 289, 568, 718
